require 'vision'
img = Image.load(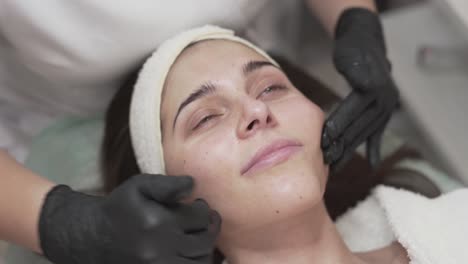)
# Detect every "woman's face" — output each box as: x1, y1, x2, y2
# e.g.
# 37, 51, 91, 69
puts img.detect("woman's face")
160, 40, 328, 232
